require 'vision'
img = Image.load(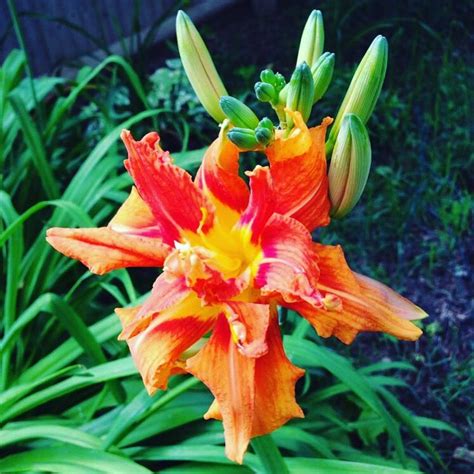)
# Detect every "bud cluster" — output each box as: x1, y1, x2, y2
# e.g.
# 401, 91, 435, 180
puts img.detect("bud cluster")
175, 8, 390, 219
